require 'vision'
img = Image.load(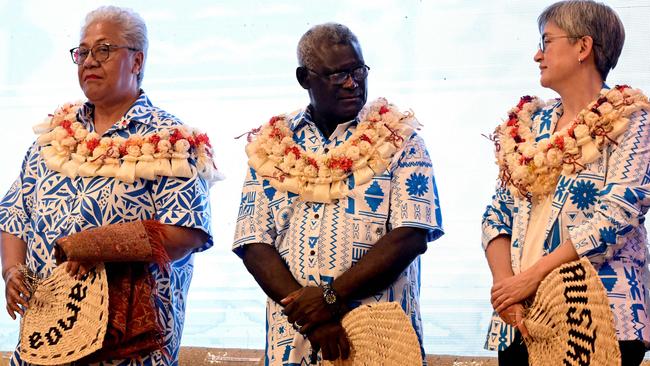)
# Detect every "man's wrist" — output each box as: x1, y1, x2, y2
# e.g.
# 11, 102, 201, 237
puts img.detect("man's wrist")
321, 283, 344, 318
